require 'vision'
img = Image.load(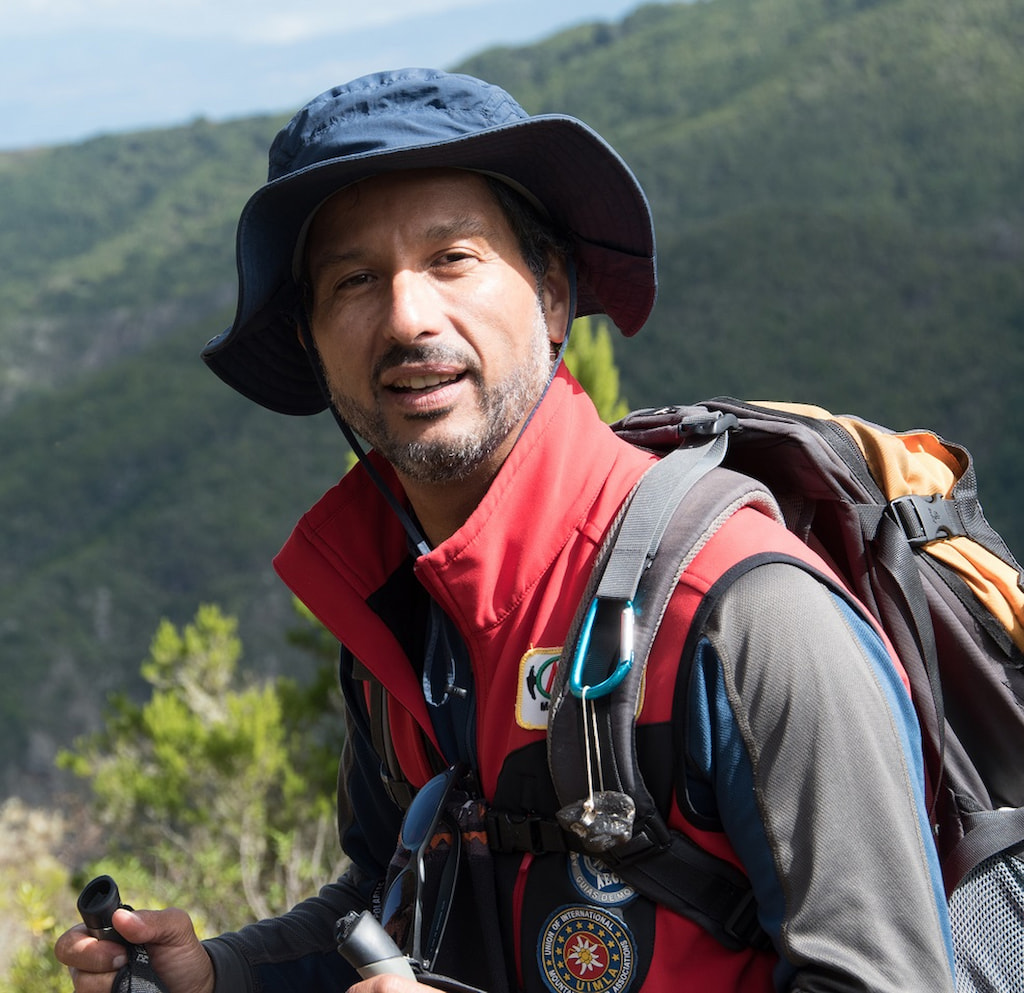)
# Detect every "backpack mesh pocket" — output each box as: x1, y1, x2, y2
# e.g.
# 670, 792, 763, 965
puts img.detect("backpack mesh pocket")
949, 849, 1024, 992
